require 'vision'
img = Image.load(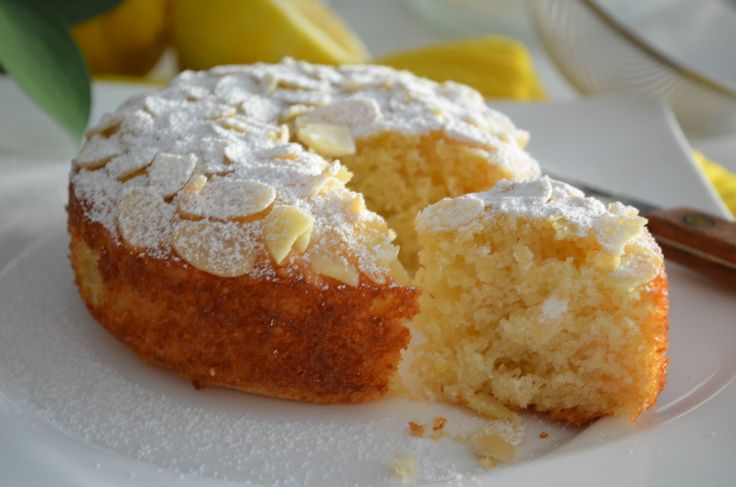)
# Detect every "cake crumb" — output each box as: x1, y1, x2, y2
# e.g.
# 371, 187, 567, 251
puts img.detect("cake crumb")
408, 421, 425, 437
432, 417, 447, 431
480, 457, 497, 469
539, 431, 549, 439
390, 453, 416, 483
472, 431, 515, 463
451, 421, 524, 468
